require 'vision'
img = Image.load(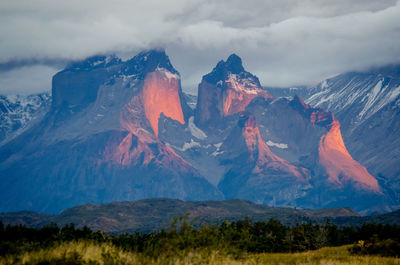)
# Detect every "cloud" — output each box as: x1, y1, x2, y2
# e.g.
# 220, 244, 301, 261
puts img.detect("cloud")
0, 0, 399, 94
0, 58, 70, 72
